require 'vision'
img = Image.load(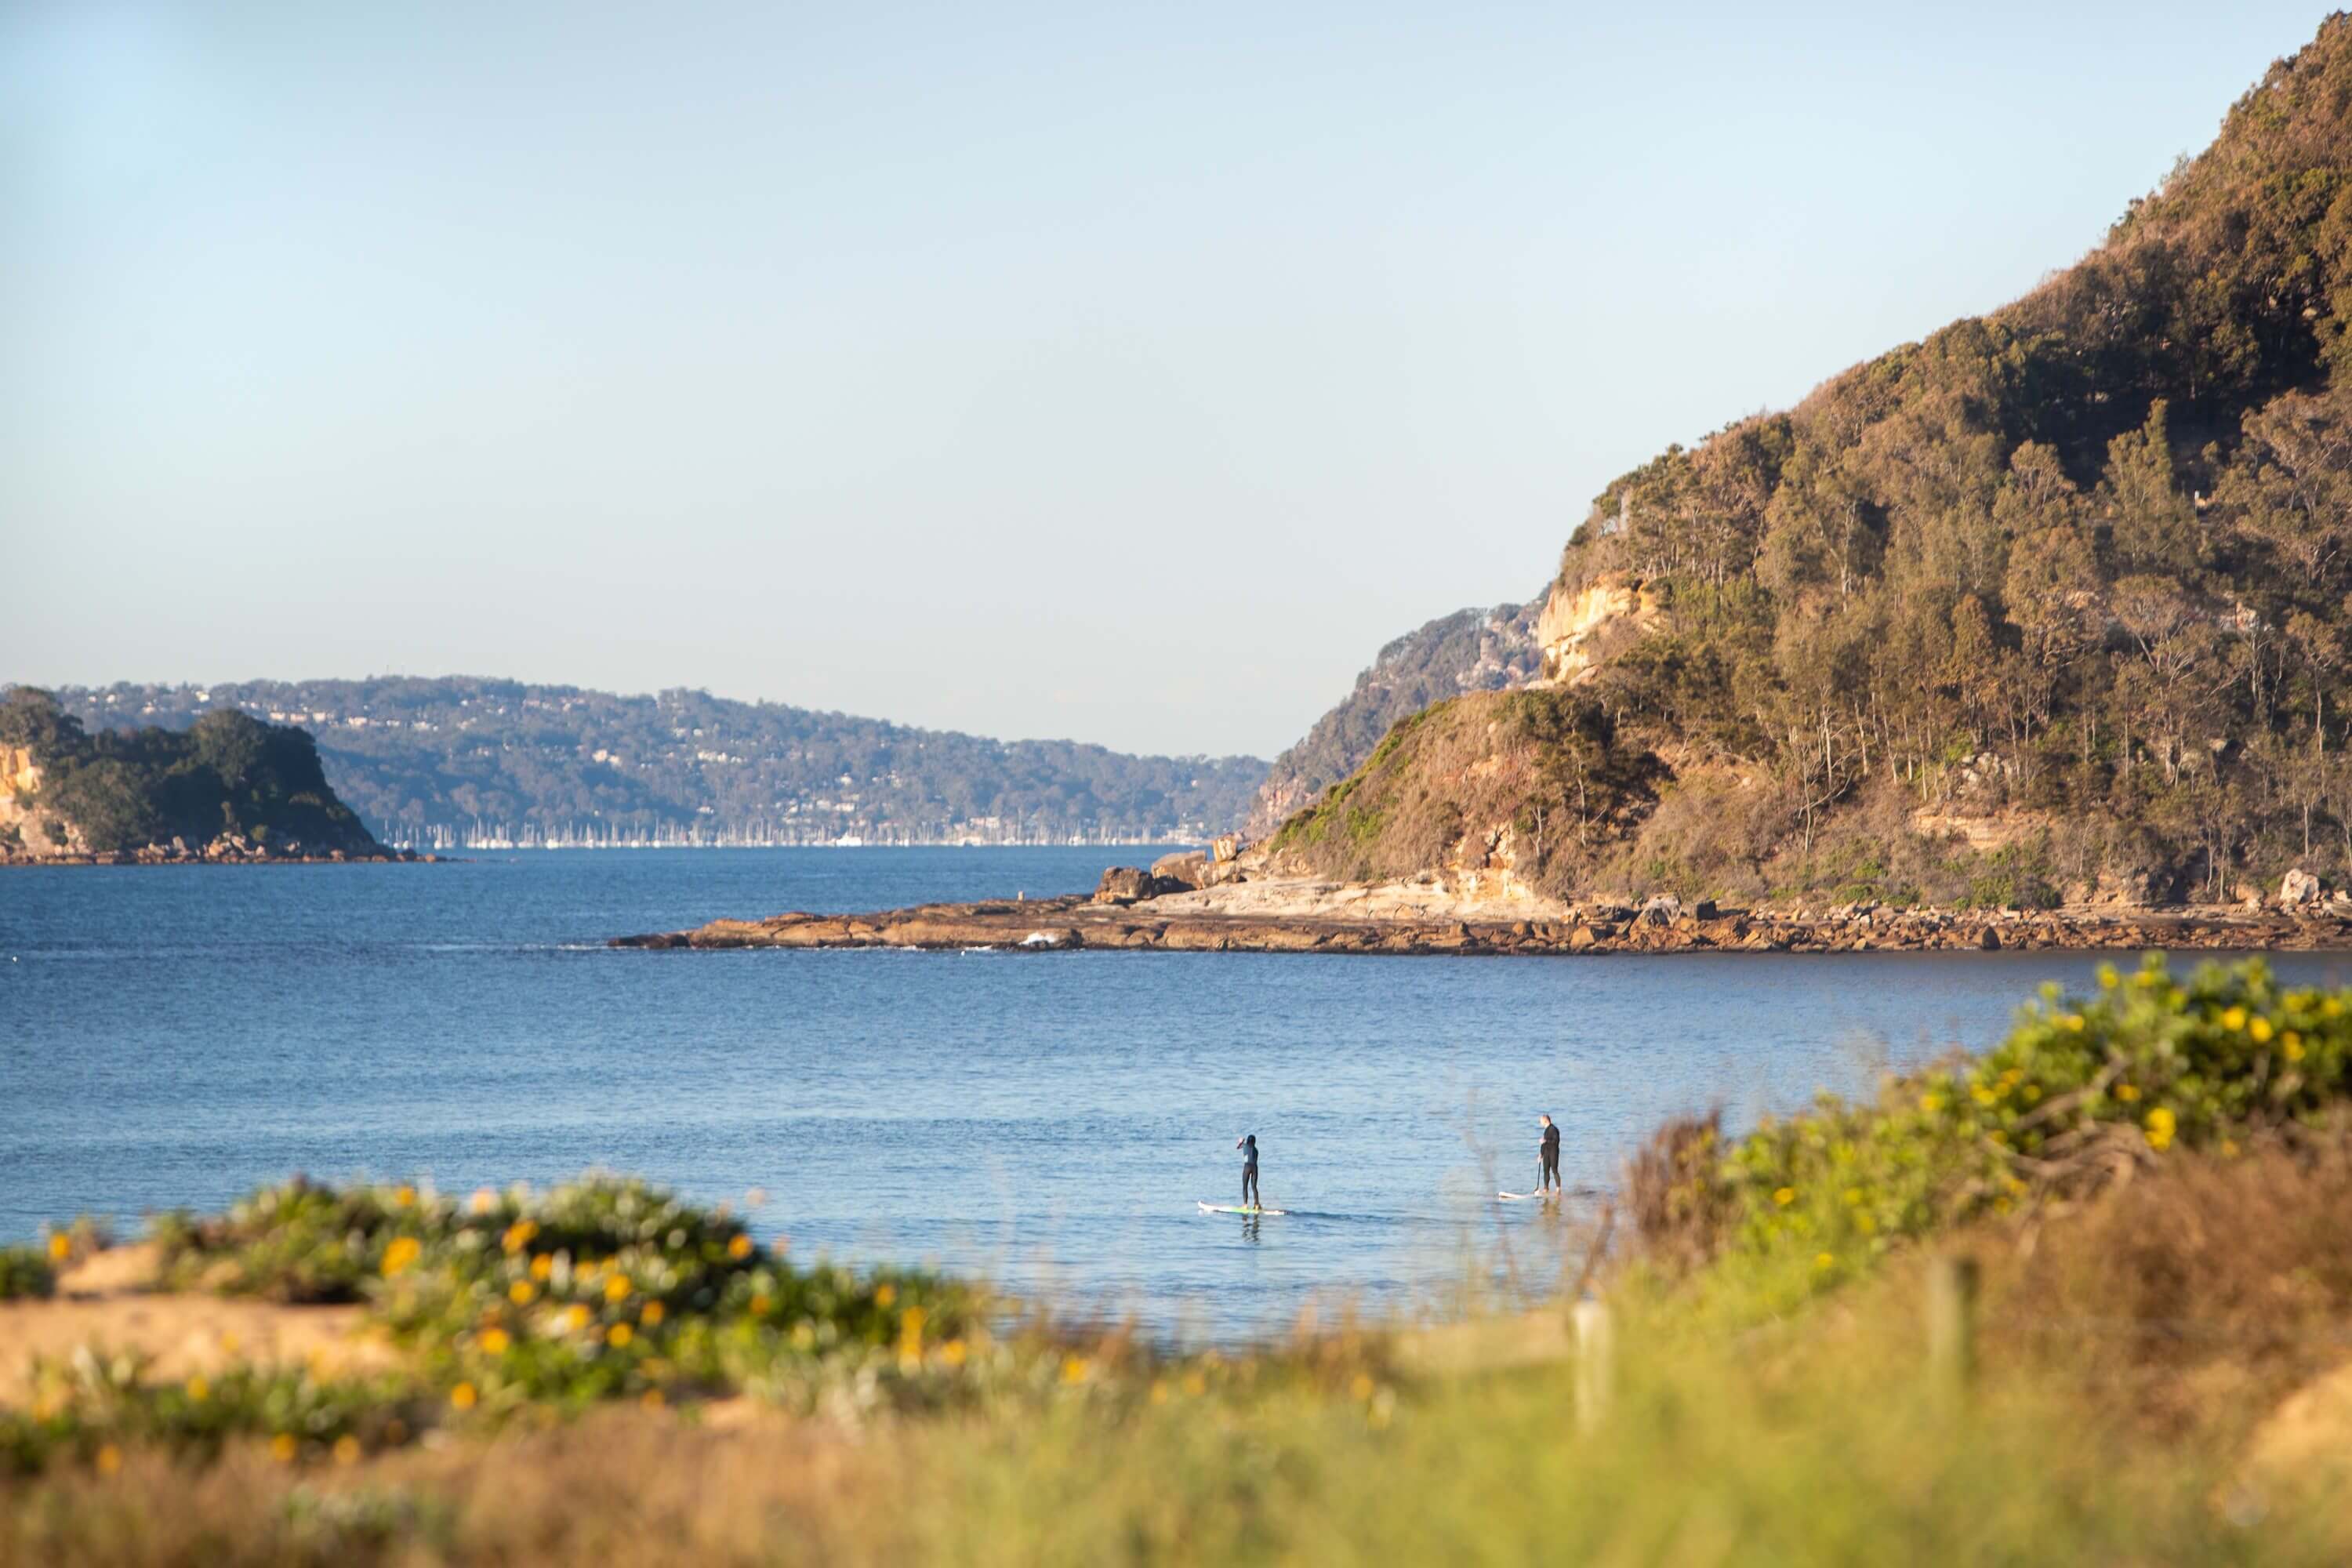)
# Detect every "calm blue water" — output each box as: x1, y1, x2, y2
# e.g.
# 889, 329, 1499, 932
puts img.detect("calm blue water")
5, 849, 2344, 1341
